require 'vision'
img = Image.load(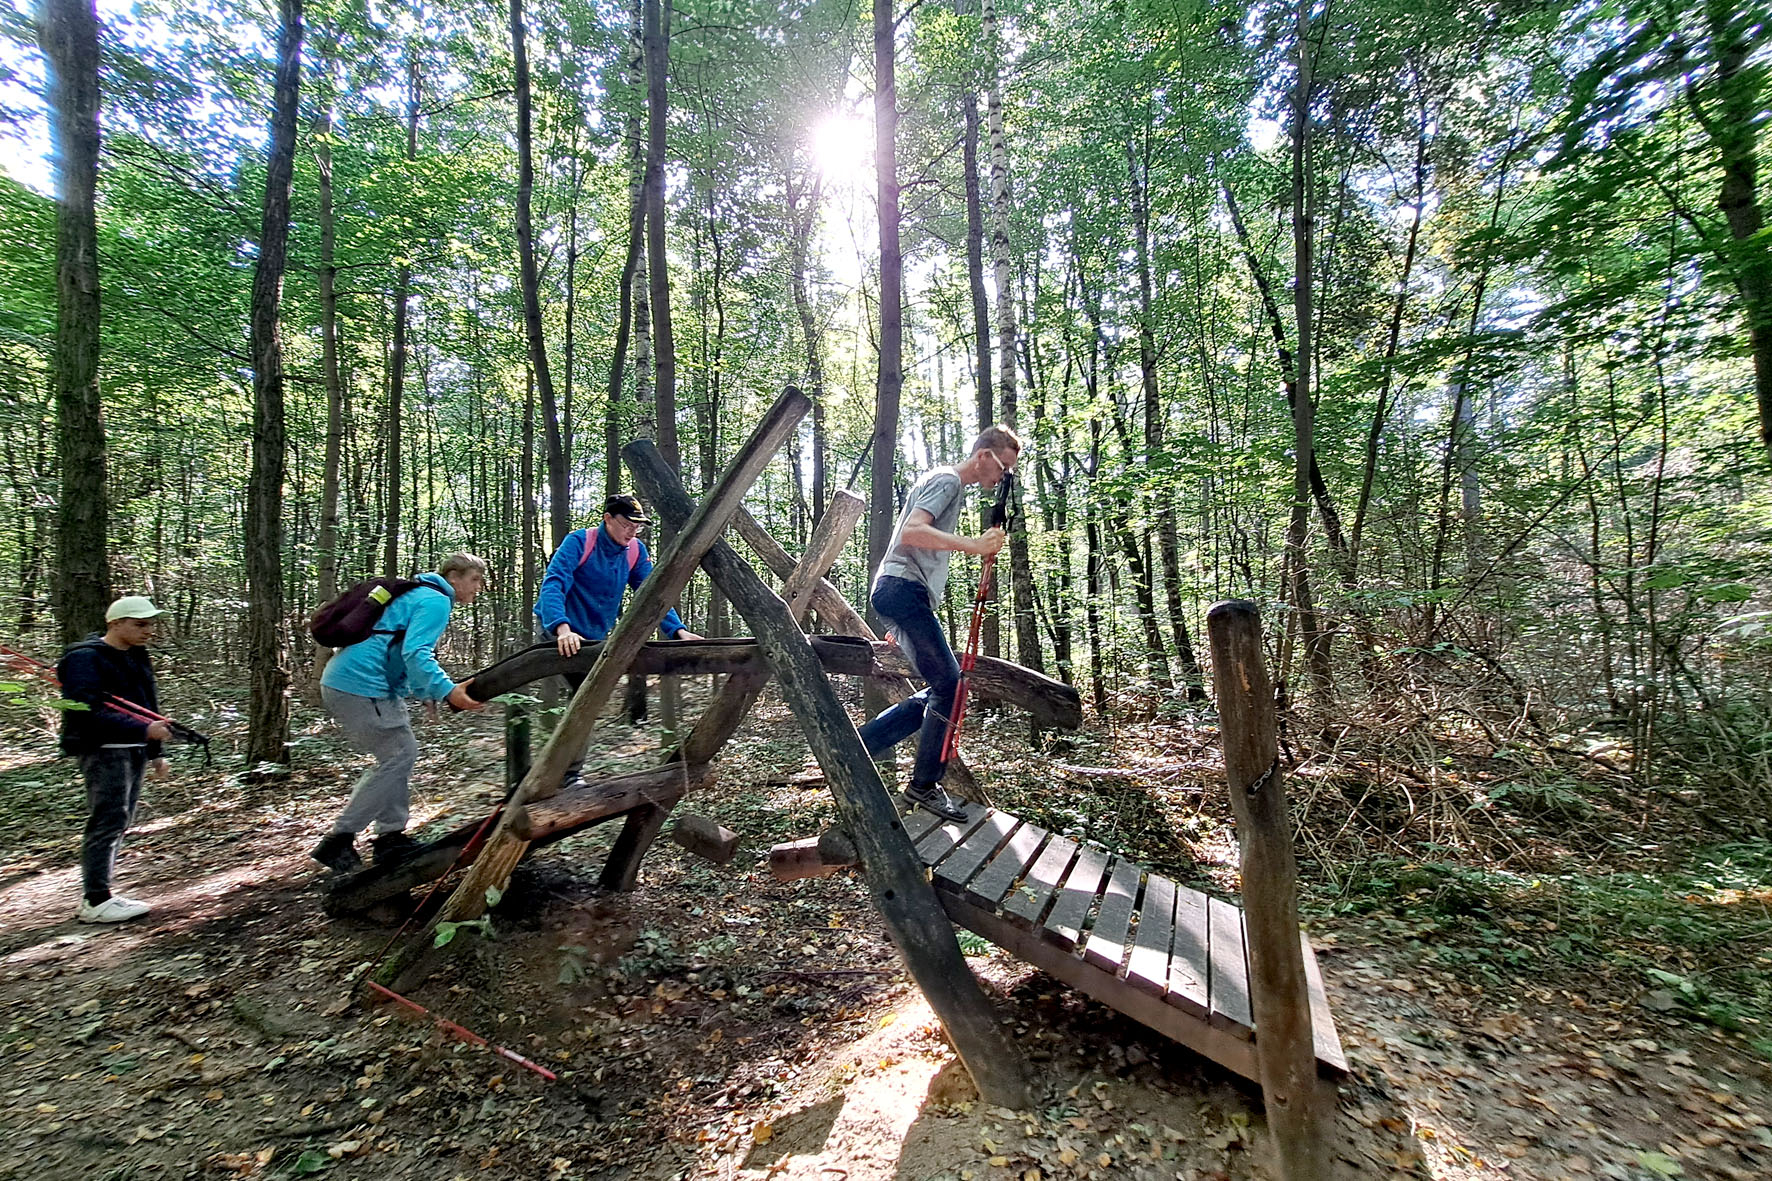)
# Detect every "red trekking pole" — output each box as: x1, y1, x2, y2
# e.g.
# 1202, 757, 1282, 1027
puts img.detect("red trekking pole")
940, 471, 1014, 763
